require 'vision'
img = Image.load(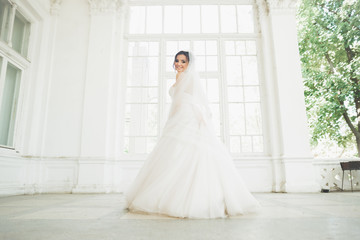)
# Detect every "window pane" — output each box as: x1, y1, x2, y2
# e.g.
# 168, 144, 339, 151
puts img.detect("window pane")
12, 12, 29, 55
125, 104, 142, 136
146, 104, 158, 135
146, 6, 162, 34
125, 41, 161, 154
149, 42, 159, 56
206, 78, 219, 103
230, 136, 241, 153
246, 40, 257, 55
126, 88, 158, 103
209, 103, 221, 136
226, 56, 242, 85
127, 42, 159, 86
128, 42, 135, 56
127, 57, 147, 86
244, 86, 260, 102
194, 41, 205, 55
253, 136, 264, 152
236, 41, 246, 55
147, 137, 157, 153
228, 86, 243, 102
137, 42, 148, 56
129, 6, 145, 34
166, 41, 178, 55
237, 5, 254, 33
179, 41, 190, 51
196, 56, 206, 71
224, 39, 263, 153
245, 103, 262, 135
166, 56, 174, 72
134, 137, 146, 154
241, 136, 252, 152
225, 41, 235, 55
0, 63, 21, 146
0, 0, 10, 42
148, 57, 159, 86
242, 56, 259, 84
220, 6, 237, 33
201, 5, 219, 33
206, 41, 217, 55
229, 103, 245, 135
164, 6, 181, 33
183, 5, 200, 33
206, 56, 217, 71
166, 41, 190, 57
